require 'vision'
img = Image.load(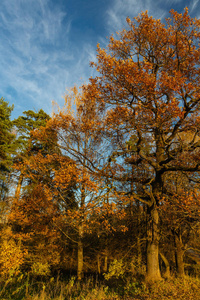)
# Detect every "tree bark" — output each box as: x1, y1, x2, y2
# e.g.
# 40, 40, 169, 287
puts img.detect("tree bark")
145, 137, 163, 281
146, 205, 161, 281
77, 225, 83, 280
